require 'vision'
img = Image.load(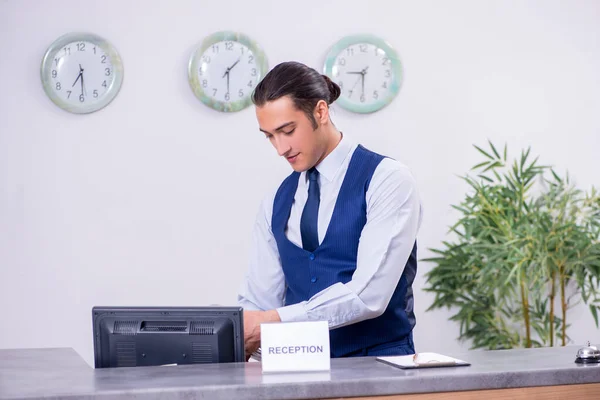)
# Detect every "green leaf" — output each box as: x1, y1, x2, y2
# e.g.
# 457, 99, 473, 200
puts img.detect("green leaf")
488, 140, 501, 159
482, 161, 503, 173
551, 169, 563, 184
590, 305, 599, 327
474, 145, 495, 160
472, 161, 491, 171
